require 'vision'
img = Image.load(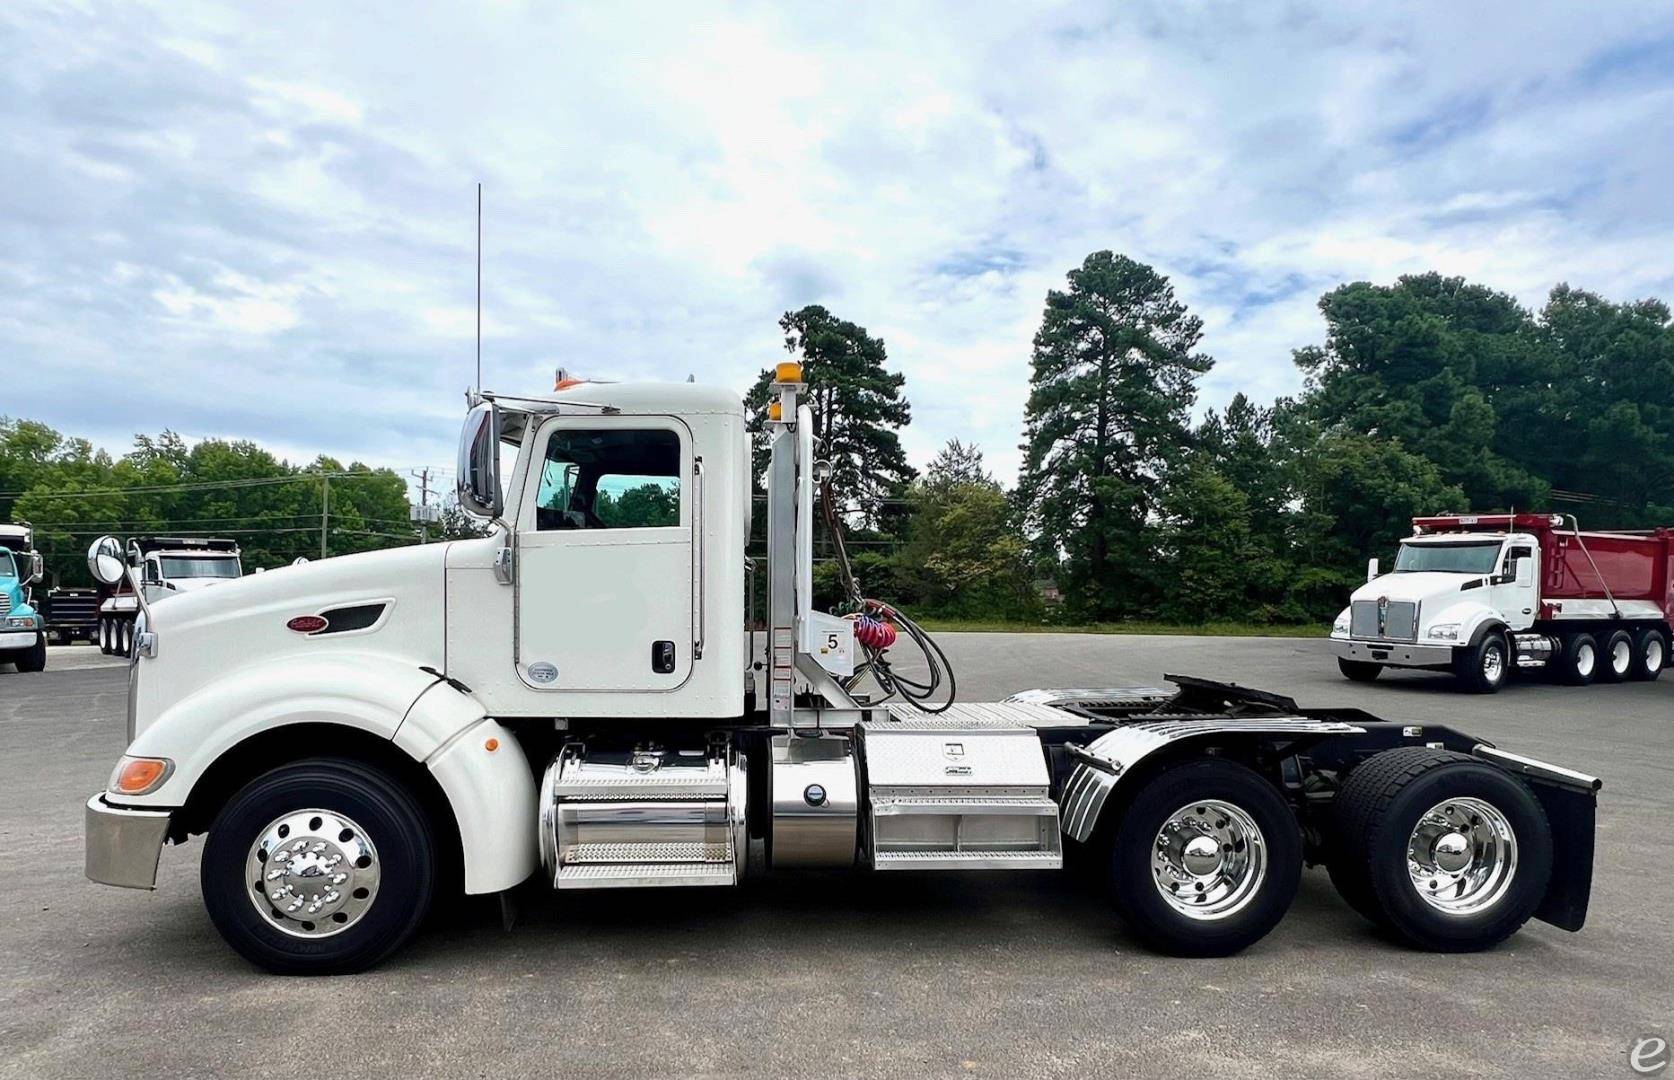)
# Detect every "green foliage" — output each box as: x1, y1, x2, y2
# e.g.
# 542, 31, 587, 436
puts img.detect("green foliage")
891, 441, 1034, 619
0, 419, 416, 587
744, 305, 915, 526
1016, 252, 1212, 619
